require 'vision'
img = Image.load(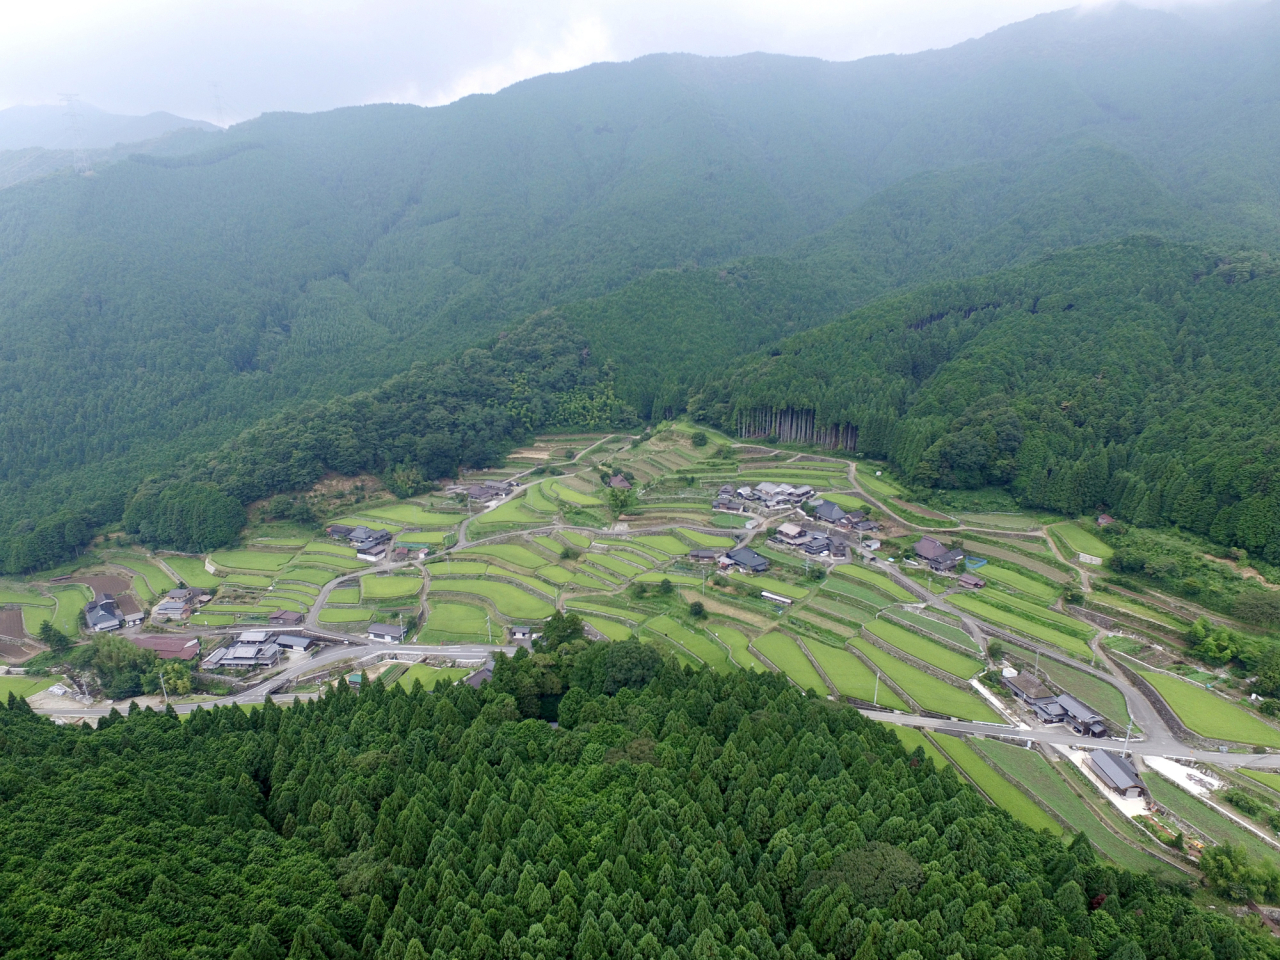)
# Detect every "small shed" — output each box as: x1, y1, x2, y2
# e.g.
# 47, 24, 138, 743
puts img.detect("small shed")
1088, 750, 1144, 798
